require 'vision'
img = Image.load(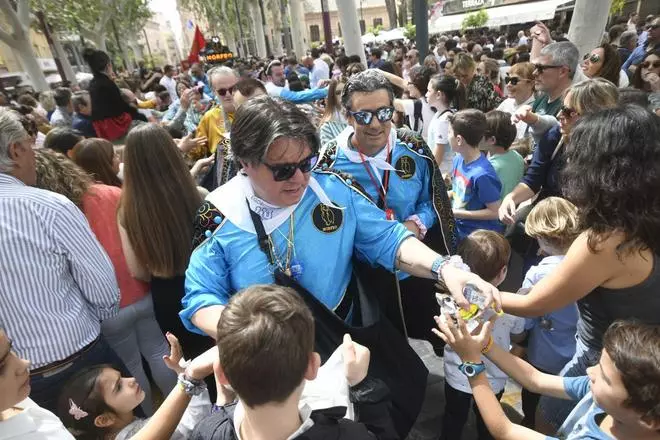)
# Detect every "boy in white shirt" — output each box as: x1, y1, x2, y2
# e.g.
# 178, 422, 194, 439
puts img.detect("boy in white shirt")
441, 230, 525, 440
